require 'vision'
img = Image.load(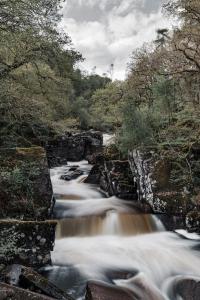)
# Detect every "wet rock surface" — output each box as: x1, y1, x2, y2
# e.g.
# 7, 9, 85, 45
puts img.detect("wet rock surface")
60, 165, 84, 181
46, 131, 103, 168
